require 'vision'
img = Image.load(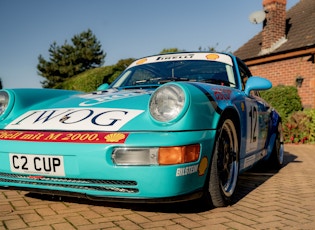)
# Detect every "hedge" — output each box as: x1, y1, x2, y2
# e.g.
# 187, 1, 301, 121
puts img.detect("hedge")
260, 85, 303, 122
261, 85, 315, 144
